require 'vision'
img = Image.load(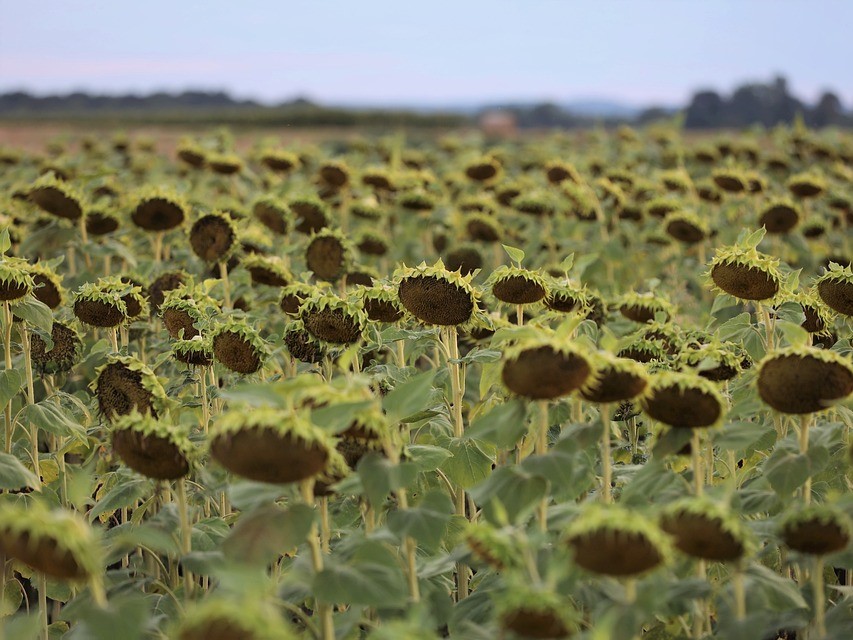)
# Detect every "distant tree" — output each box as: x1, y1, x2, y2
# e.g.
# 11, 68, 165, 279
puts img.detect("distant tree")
810, 91, 844, 127
684, 90, 725, 128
